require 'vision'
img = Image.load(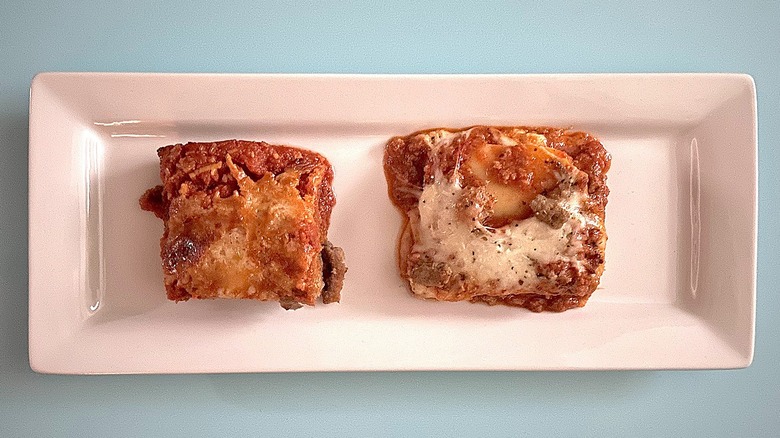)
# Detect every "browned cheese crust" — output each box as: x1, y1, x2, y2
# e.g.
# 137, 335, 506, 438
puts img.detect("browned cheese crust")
140, 139, 346, 309
384, 126, 610, 312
